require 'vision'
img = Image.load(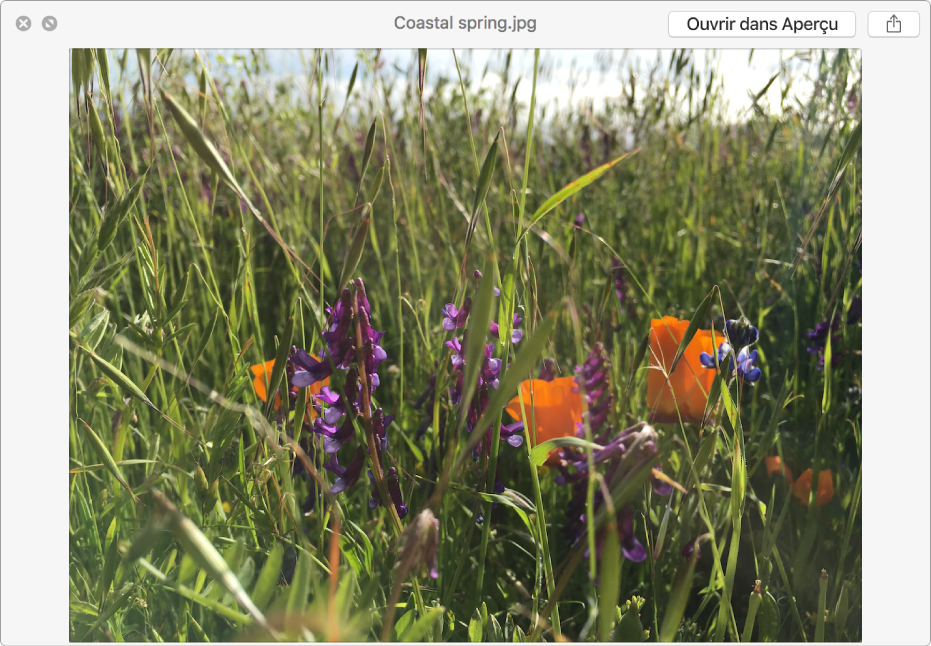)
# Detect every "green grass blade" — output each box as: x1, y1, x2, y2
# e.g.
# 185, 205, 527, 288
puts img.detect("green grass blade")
78, 420, 139, 502
526, 150, 638, 228
597, 525, 622, 641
